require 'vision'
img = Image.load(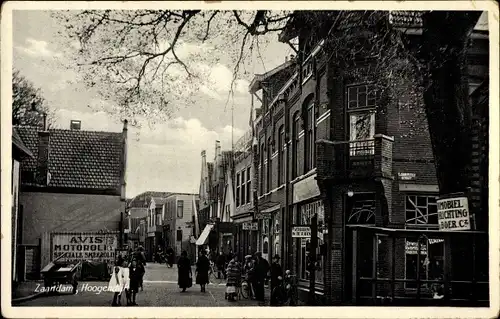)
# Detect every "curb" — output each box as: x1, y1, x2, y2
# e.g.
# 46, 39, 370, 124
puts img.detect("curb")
11, 292, 46, 304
